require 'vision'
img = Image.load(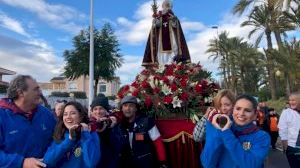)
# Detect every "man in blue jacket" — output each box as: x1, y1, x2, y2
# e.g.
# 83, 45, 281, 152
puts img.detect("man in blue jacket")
0, 75, 56, 168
